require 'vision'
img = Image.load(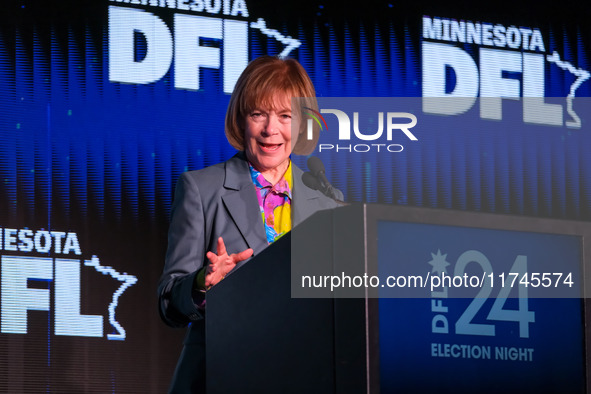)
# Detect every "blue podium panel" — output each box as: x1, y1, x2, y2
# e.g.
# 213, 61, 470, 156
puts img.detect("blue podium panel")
377, 221, 585, 393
